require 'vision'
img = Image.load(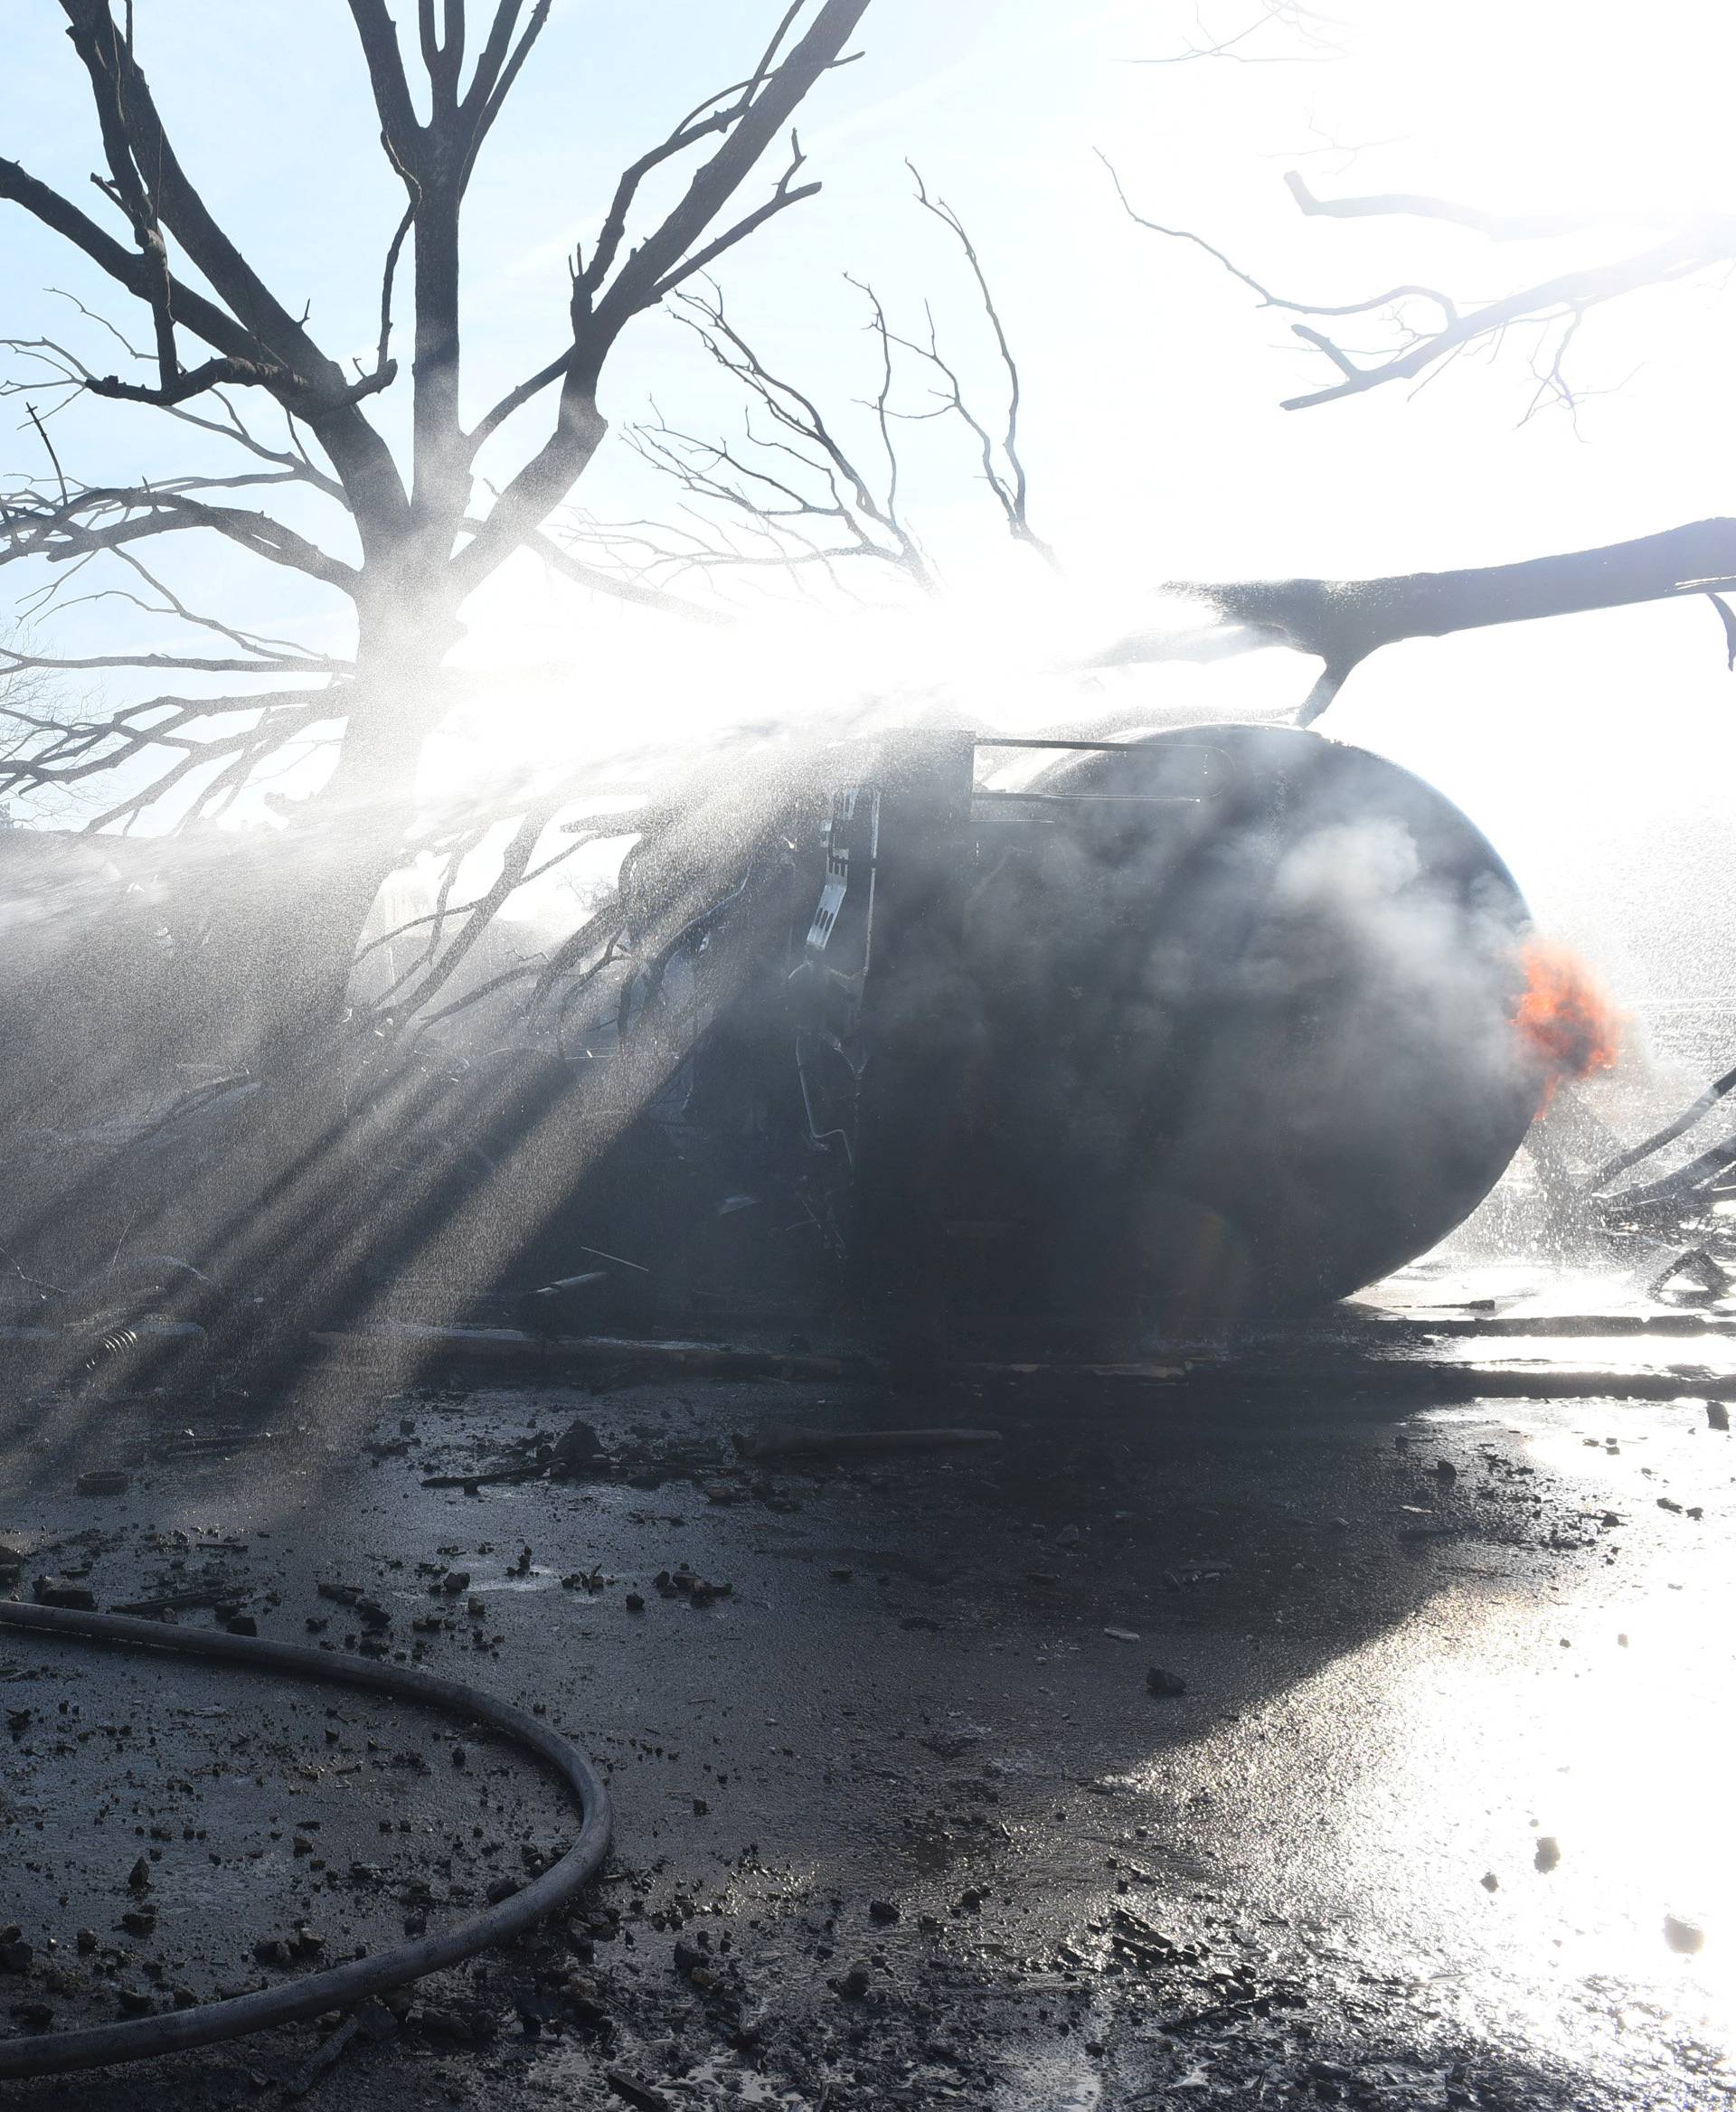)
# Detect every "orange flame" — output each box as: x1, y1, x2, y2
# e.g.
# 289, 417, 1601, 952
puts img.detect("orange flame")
1514, 938, 1621, 1112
